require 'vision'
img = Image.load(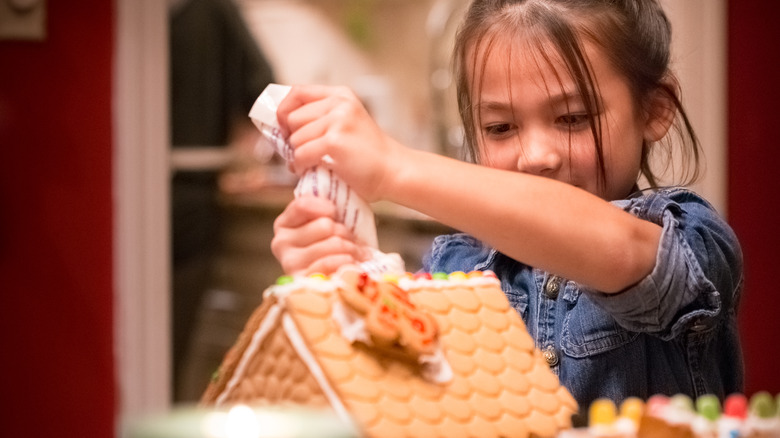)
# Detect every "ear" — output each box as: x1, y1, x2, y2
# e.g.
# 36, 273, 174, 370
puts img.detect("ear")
643, 79, 678, 143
